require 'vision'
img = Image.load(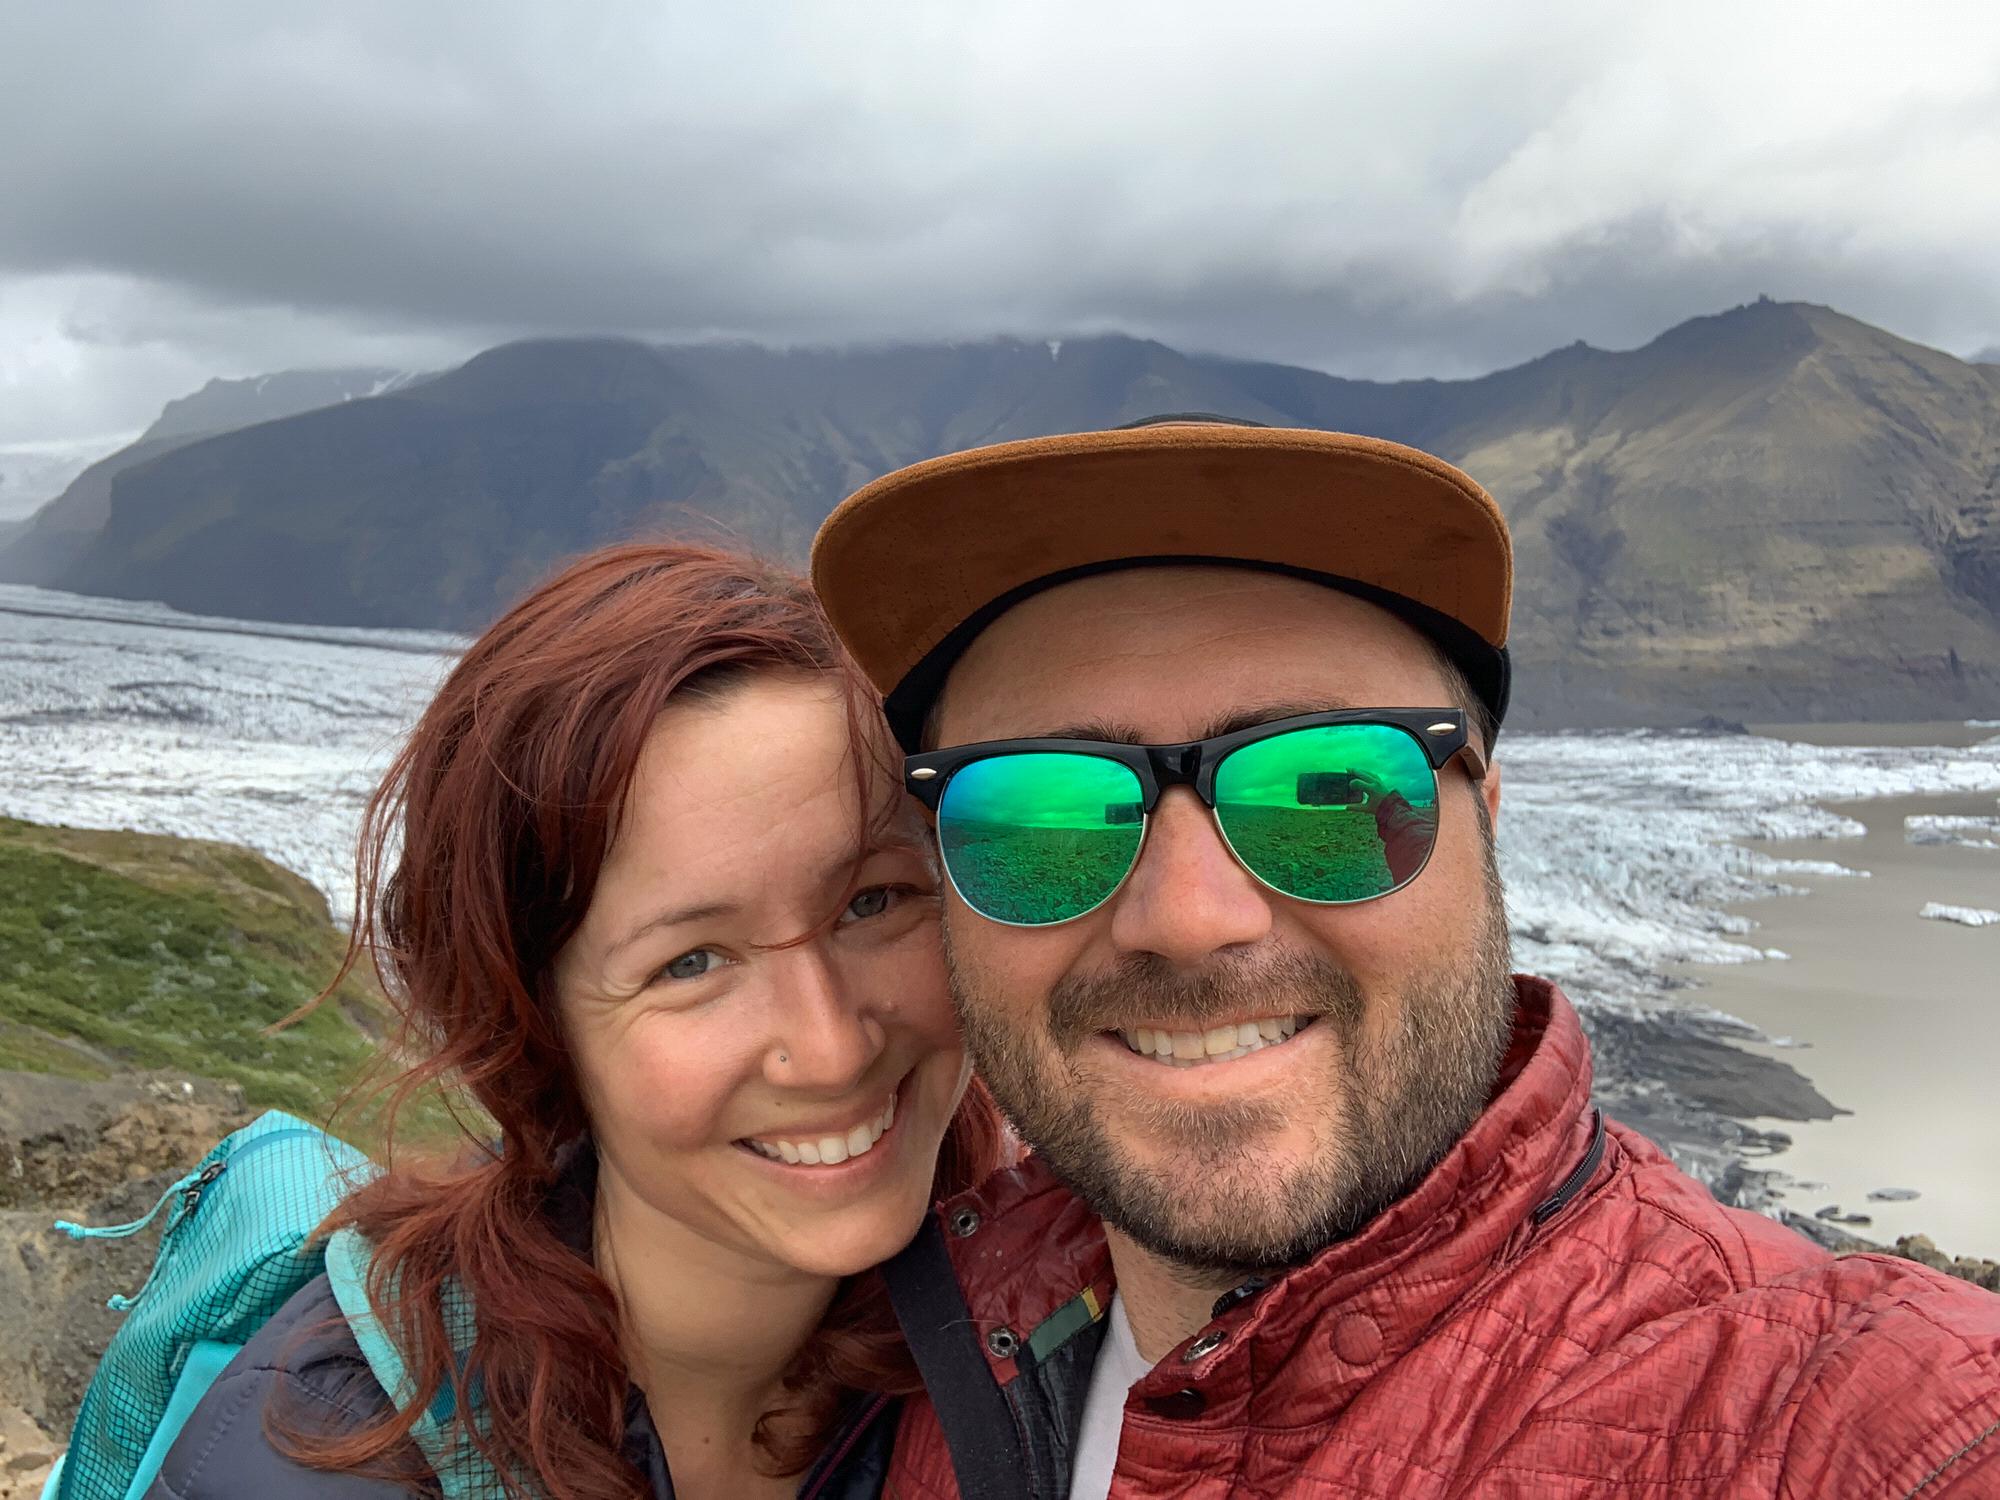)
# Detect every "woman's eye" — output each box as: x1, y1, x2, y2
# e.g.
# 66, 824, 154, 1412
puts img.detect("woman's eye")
845, 885, 900, 921
658, 948, 722, 982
